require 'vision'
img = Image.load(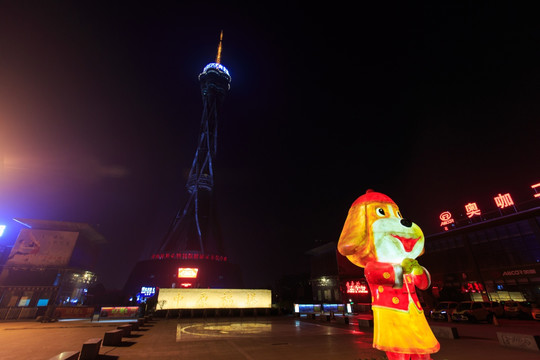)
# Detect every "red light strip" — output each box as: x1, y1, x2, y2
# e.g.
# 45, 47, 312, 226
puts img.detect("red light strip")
150, 253, 227, 261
